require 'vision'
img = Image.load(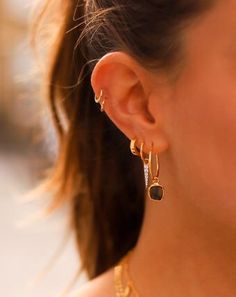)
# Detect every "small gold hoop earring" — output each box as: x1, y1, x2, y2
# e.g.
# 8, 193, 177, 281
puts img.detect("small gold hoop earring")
94, 89, 105, 112
130, 138, 140, 156
147, 143, 164, 201
140, 141, 149, 165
